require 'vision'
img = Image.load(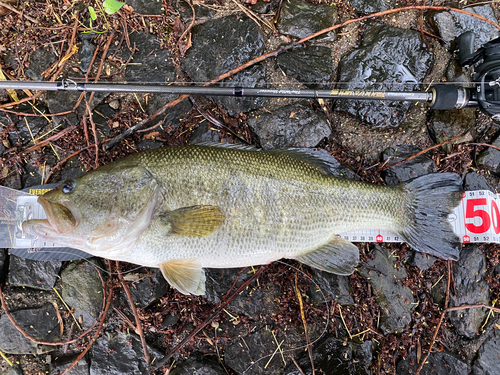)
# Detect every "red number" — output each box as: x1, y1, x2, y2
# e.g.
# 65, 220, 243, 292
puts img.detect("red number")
462, 235, 470, 243
491, 200, 500, 235
376, 235, 383, 242
465, 198, 491, 234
